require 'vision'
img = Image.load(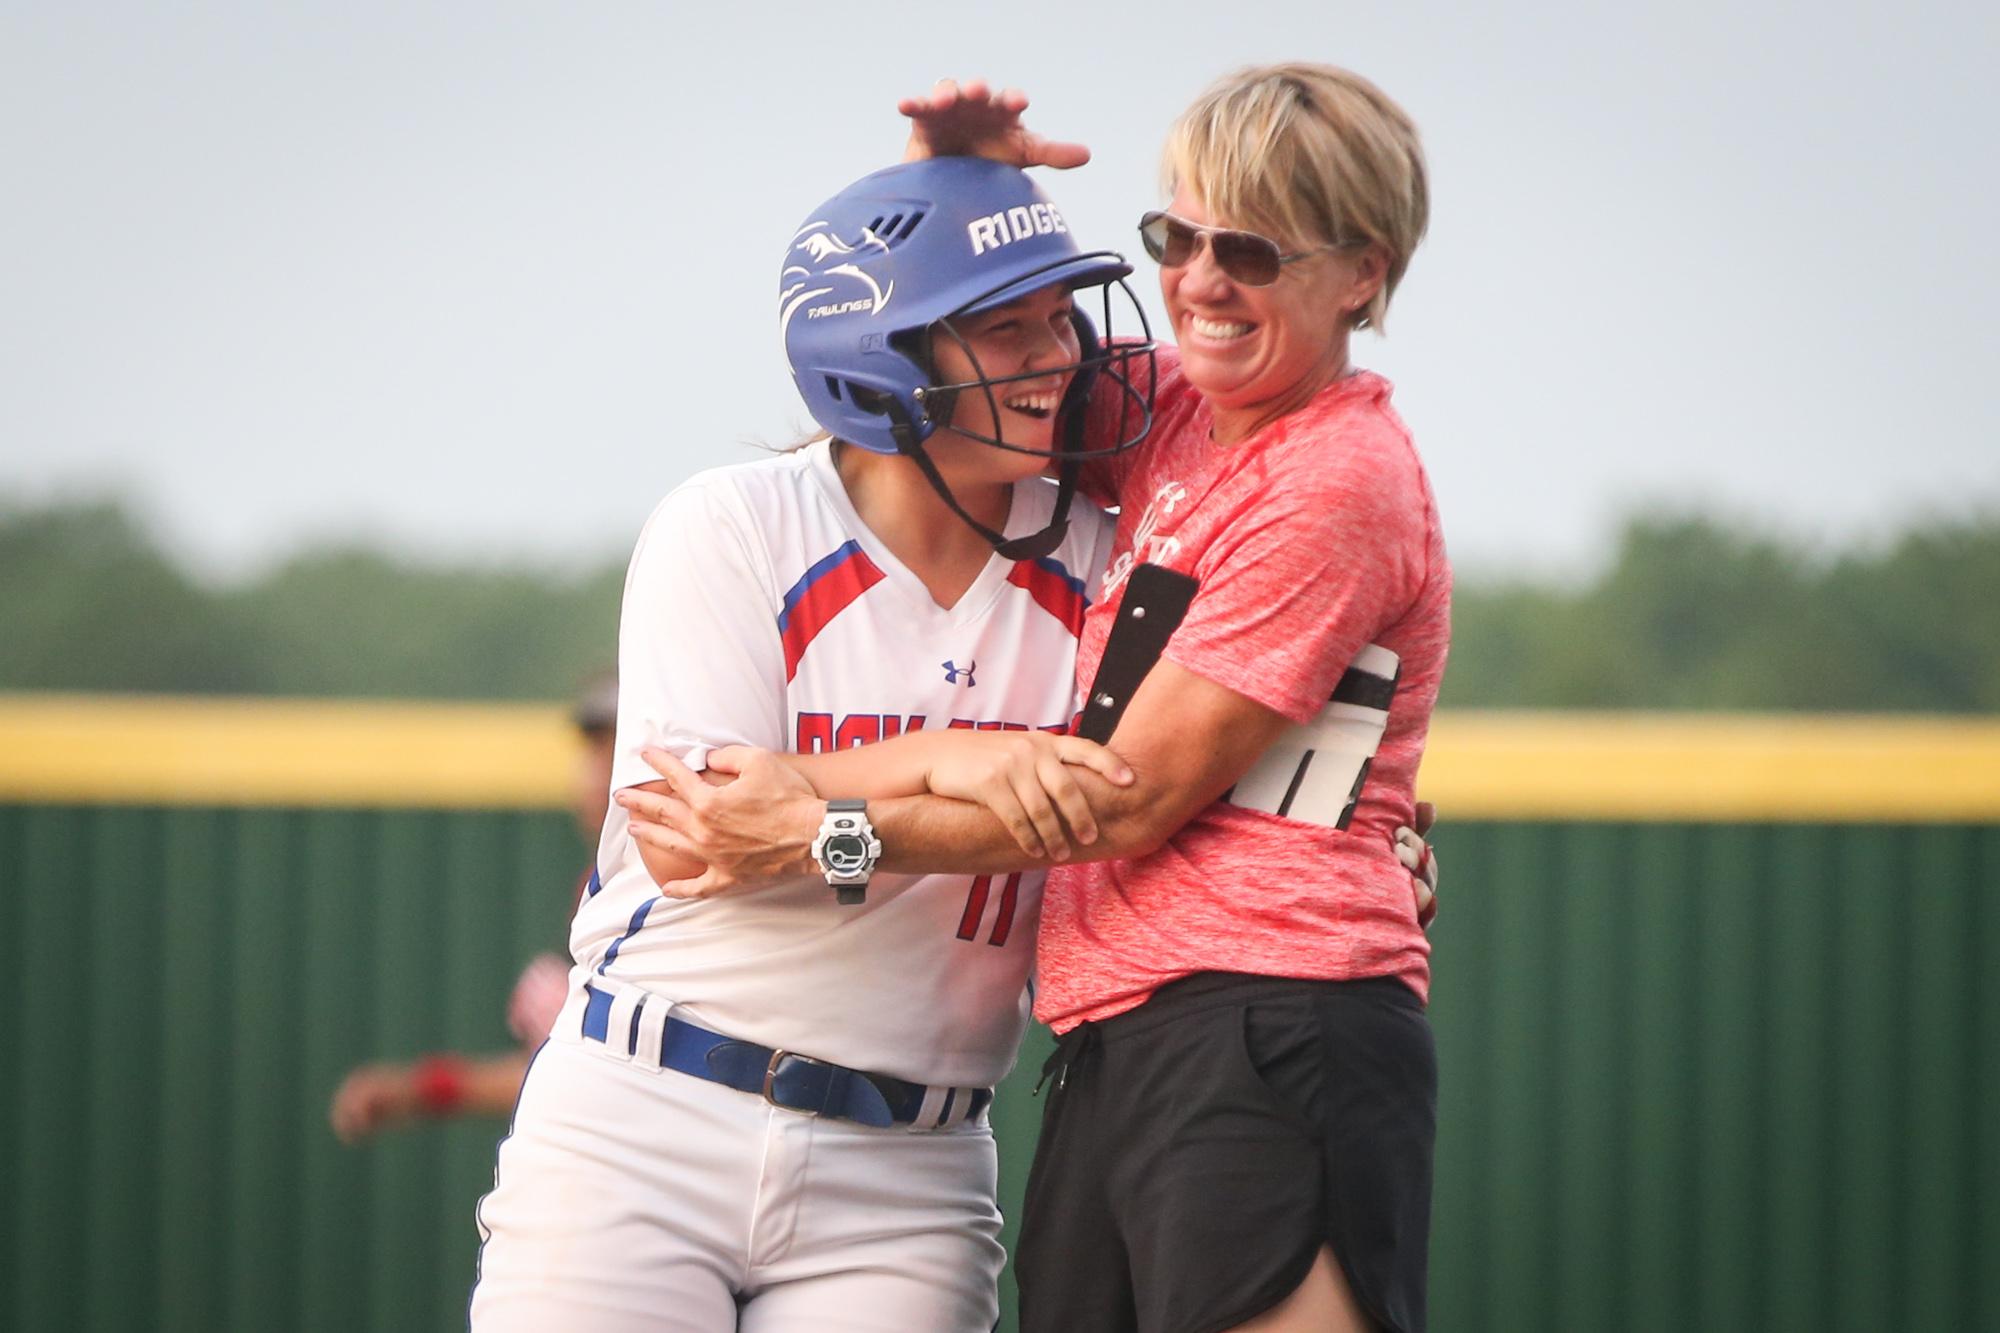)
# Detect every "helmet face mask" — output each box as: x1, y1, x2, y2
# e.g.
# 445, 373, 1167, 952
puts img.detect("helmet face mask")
782, 158, 1156, 558
918, 286, 1150, 461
